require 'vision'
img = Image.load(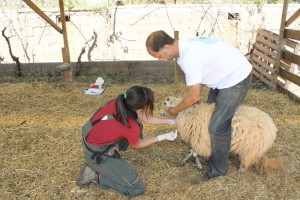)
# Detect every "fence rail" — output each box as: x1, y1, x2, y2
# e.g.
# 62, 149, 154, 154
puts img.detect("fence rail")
251, 28, 300, 102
